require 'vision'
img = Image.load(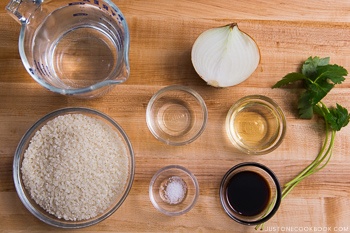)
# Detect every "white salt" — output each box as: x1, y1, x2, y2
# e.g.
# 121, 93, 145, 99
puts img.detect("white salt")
160, 176, 187, 205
